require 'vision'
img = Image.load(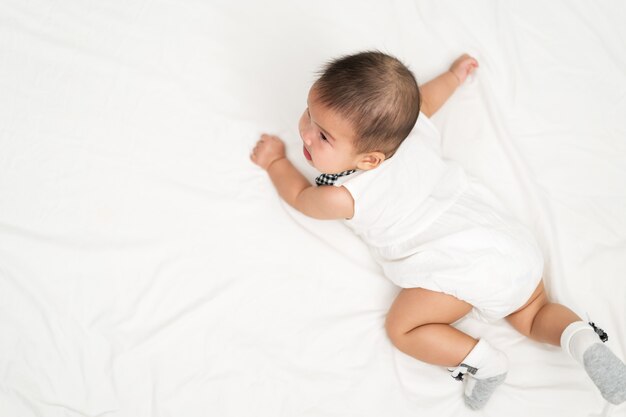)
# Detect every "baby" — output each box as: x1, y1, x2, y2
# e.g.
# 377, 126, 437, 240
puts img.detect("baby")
250, 51, 626, 409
